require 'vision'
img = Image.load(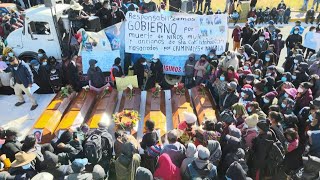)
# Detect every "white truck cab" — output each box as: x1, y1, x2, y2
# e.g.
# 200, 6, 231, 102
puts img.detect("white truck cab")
7, 4, 70, 59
